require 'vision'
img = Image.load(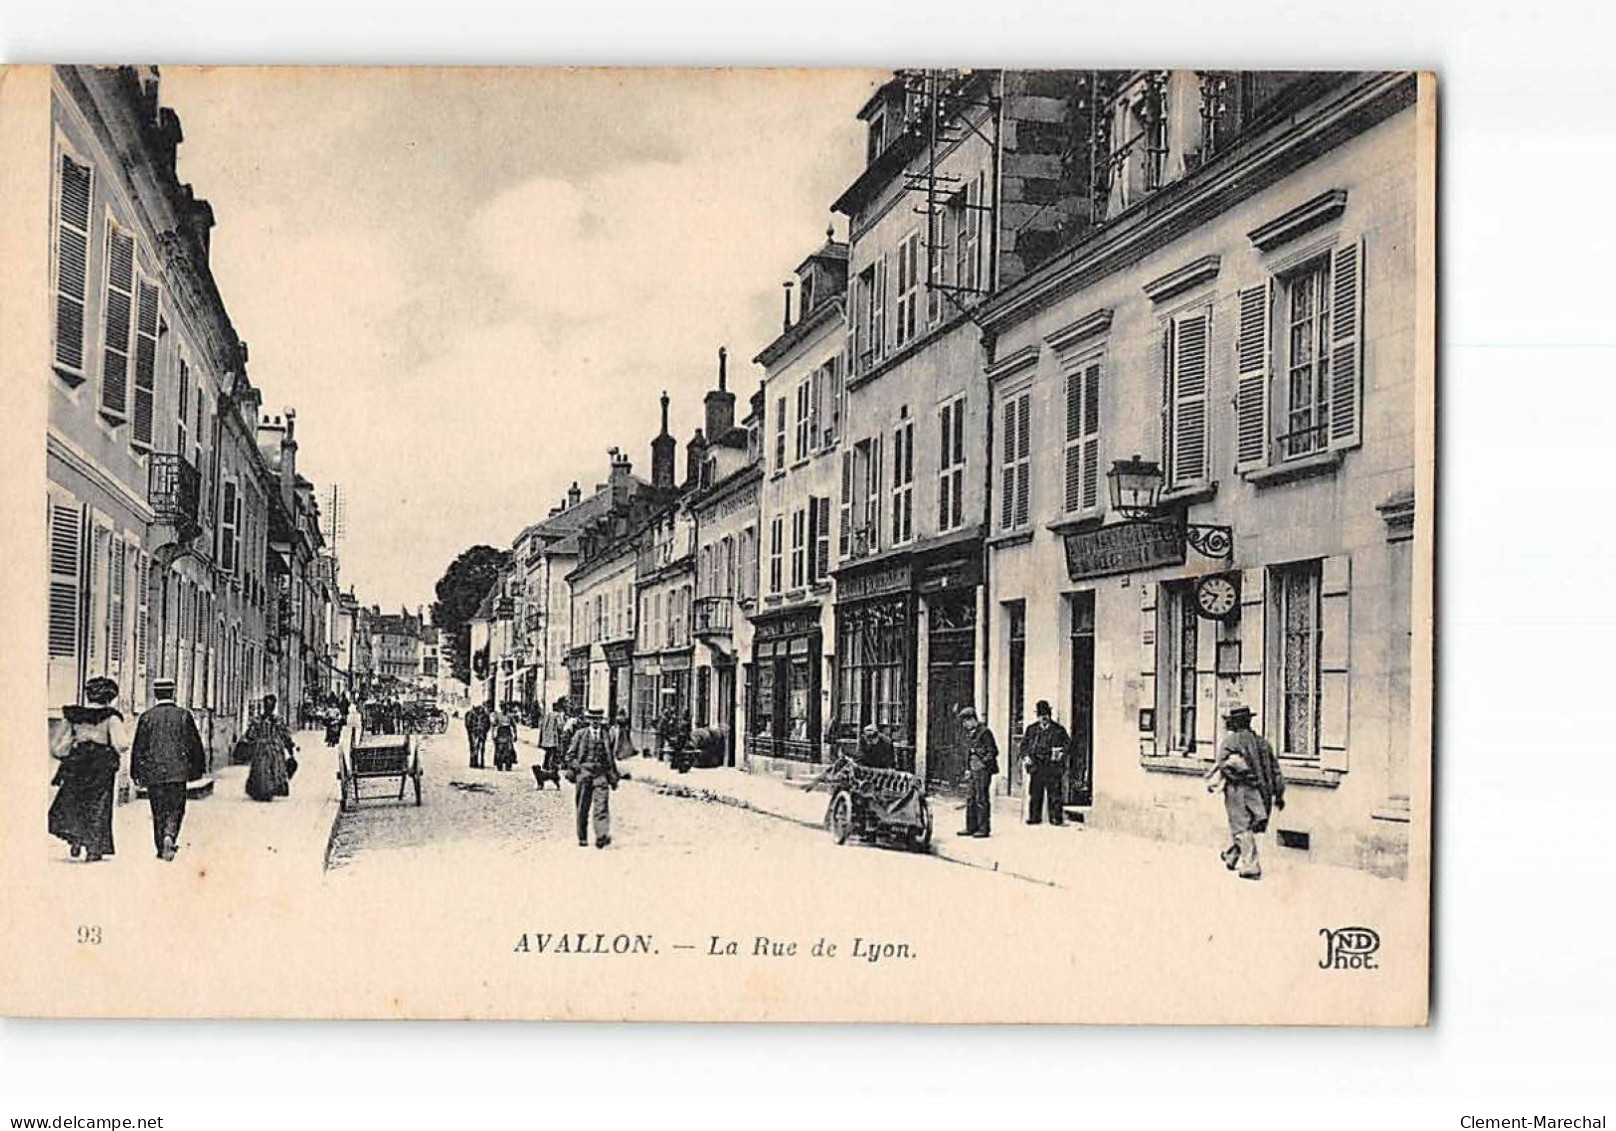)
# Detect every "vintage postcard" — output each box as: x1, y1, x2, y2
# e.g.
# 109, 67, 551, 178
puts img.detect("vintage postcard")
0, 65, 1434, 1022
